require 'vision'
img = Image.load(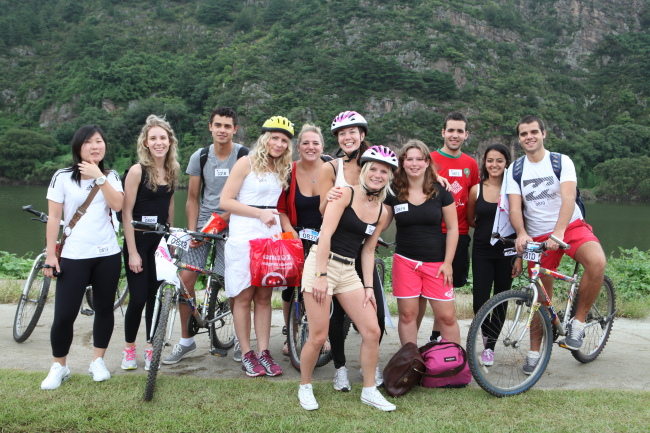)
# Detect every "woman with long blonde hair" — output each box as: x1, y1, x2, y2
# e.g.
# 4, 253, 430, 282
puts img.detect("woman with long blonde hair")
221, 116, 293, 377
120, 114, 179, 371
